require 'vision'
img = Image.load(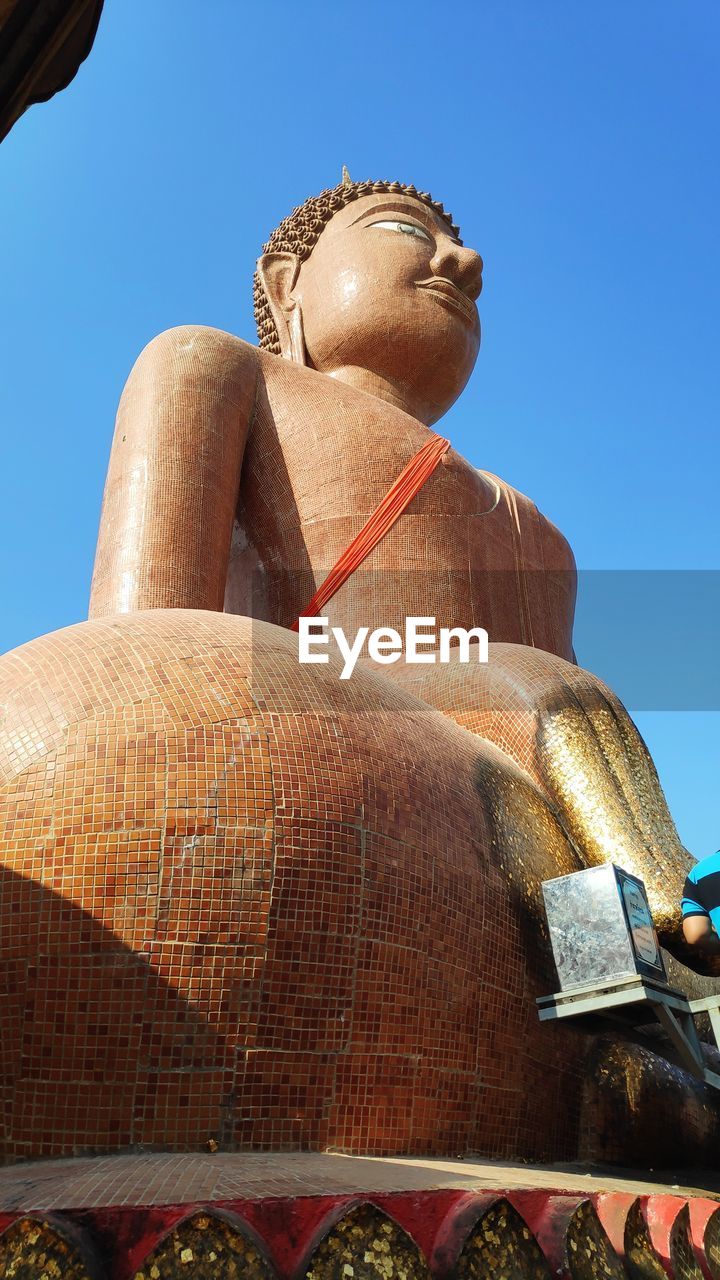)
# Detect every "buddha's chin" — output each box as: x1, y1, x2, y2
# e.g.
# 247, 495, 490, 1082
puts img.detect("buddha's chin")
308, 300, 479, 371
307, 319, 478, 420
404, 317, 479, 383
396, 330, 479, 413
420, 377, 472, 425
